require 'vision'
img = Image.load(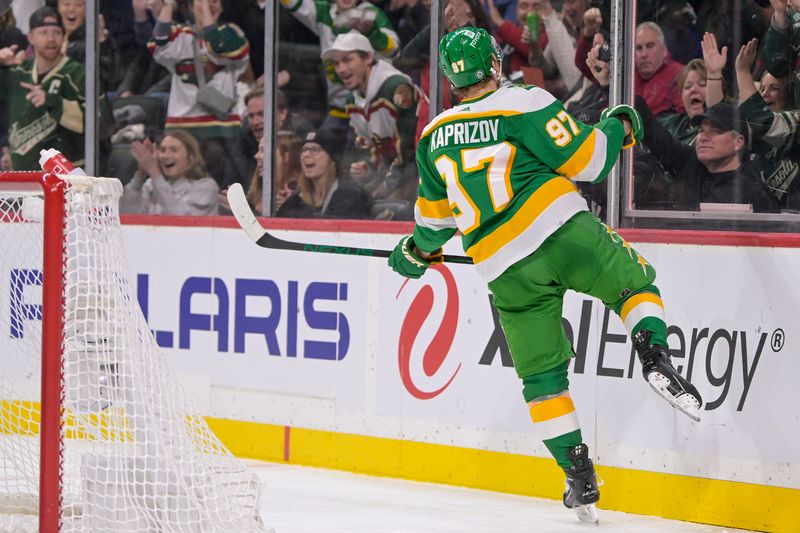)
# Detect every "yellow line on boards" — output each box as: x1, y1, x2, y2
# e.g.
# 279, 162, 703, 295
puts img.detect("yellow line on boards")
205, 417, 286, 462
208, 417, 800, 533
